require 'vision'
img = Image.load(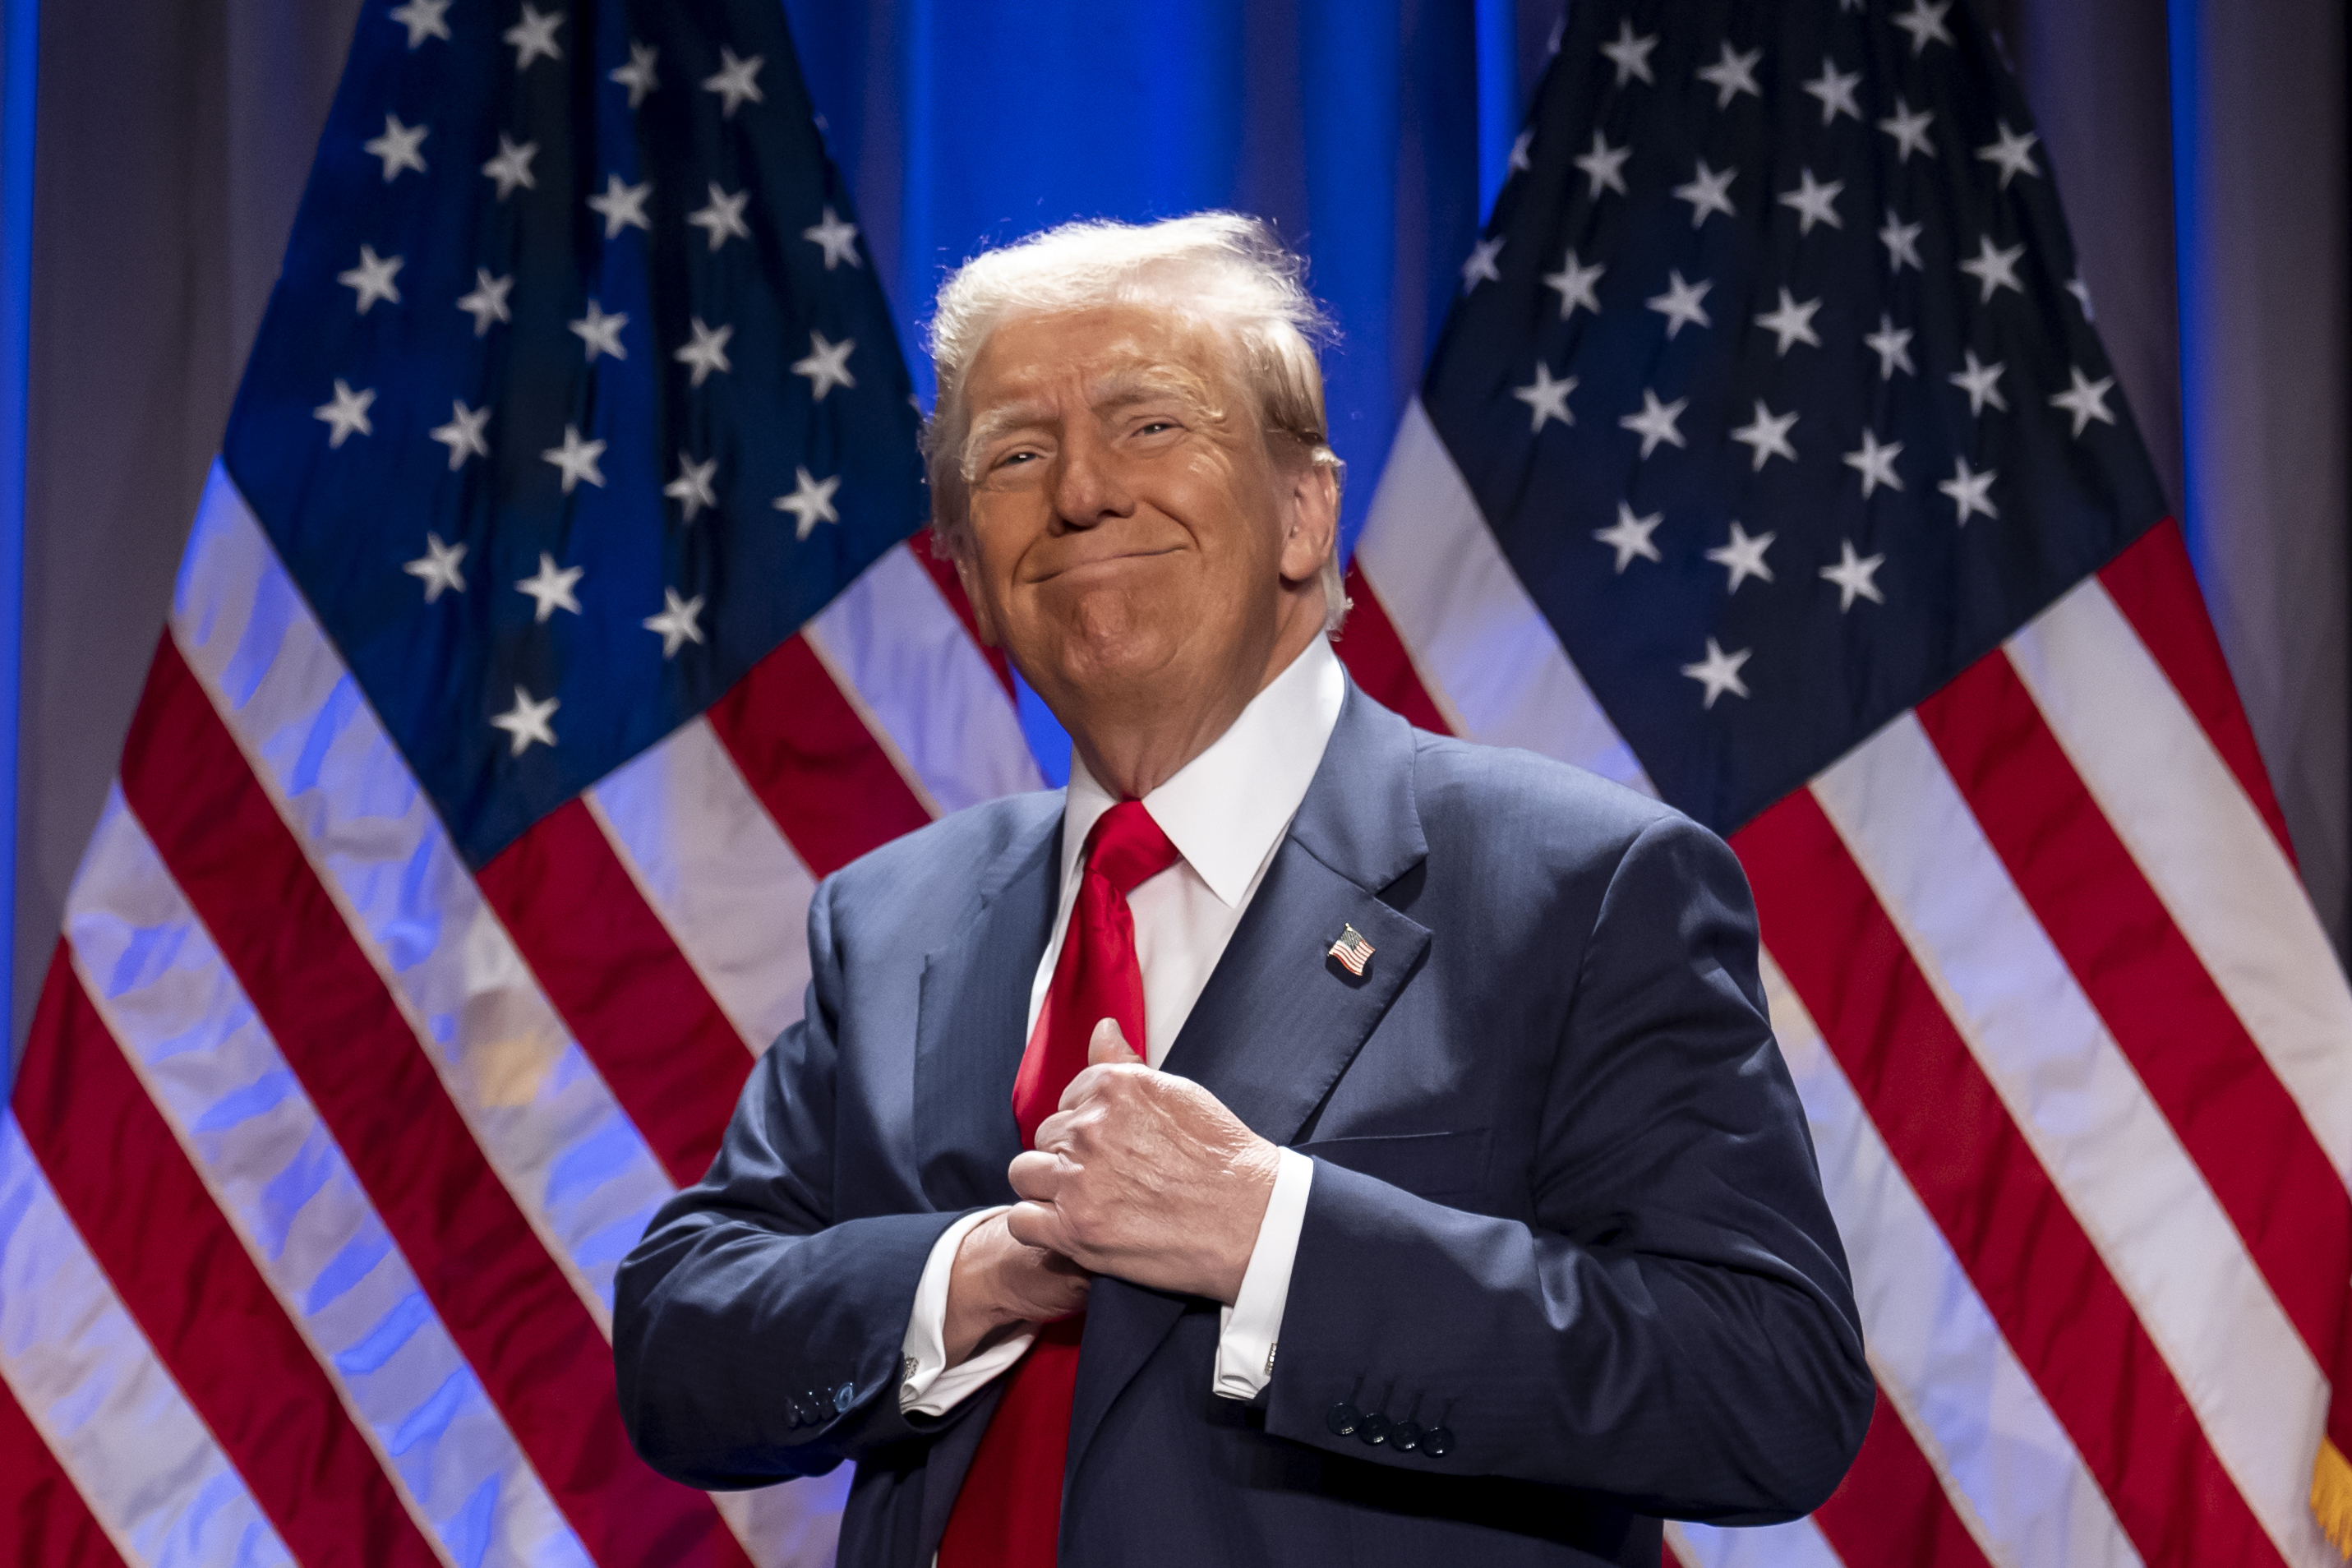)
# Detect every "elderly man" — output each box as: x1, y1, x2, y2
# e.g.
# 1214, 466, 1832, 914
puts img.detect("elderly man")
616, 213, 1872, 1567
